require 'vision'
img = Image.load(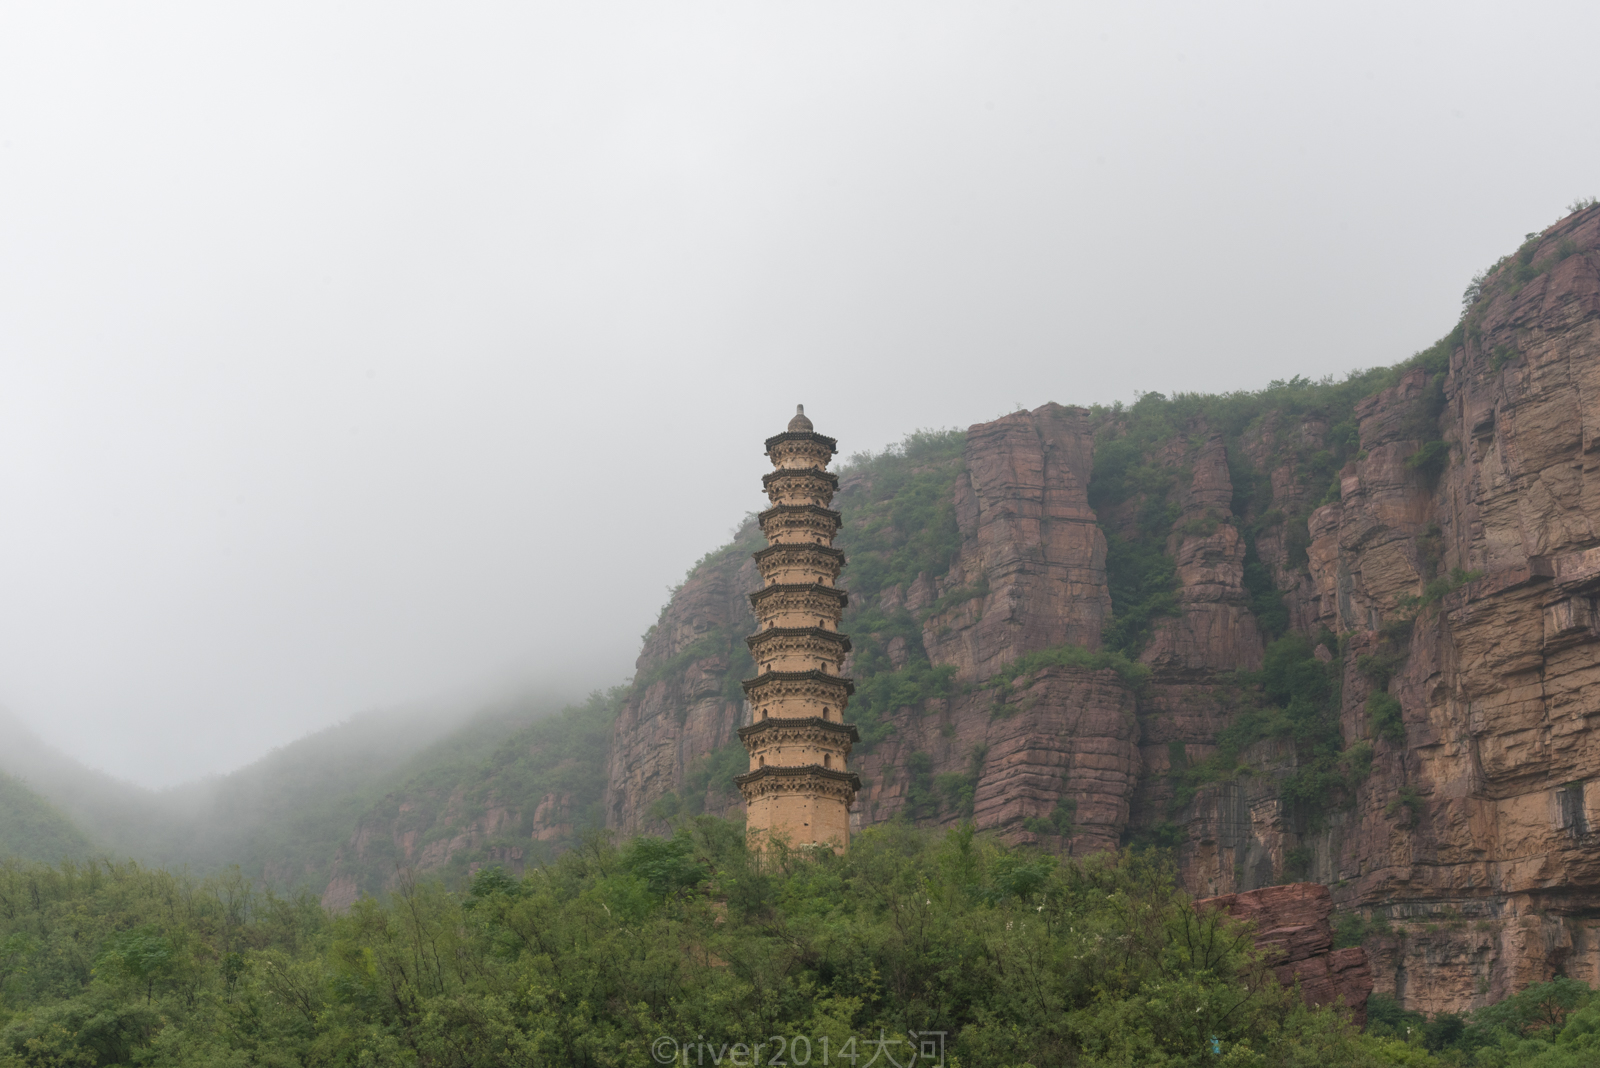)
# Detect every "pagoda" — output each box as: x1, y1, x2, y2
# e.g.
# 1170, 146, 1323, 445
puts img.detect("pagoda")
735, 405, 860, 851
